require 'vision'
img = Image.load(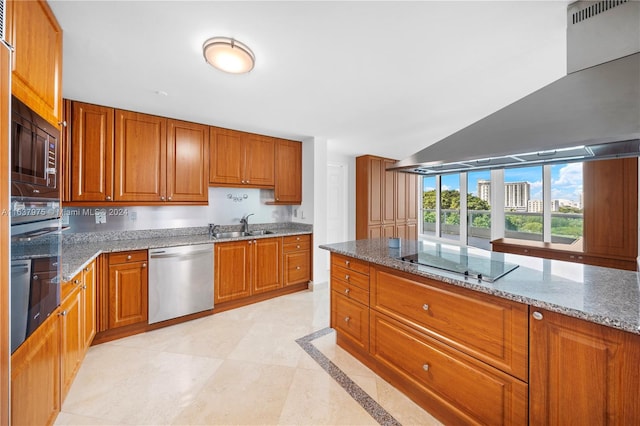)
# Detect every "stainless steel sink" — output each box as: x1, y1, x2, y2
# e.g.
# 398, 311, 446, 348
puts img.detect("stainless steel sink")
249, 230, 275, 236
212, 231, 250, 238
